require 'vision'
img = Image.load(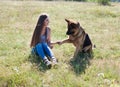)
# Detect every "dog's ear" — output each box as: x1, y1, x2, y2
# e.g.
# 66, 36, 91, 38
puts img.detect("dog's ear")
77, 22, 80, 27
65, 19, 70, 23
